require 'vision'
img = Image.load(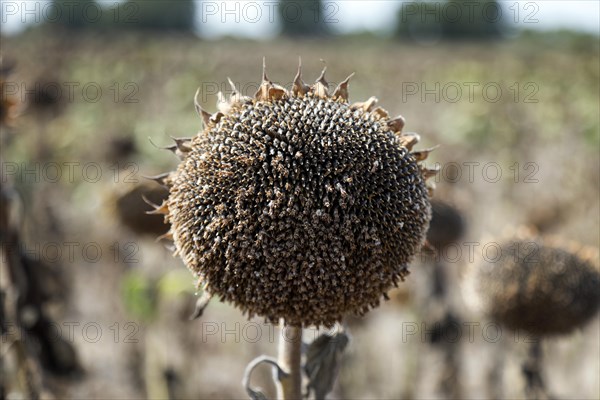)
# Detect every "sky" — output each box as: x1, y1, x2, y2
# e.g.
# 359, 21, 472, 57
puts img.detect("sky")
1, 1, 599, 37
